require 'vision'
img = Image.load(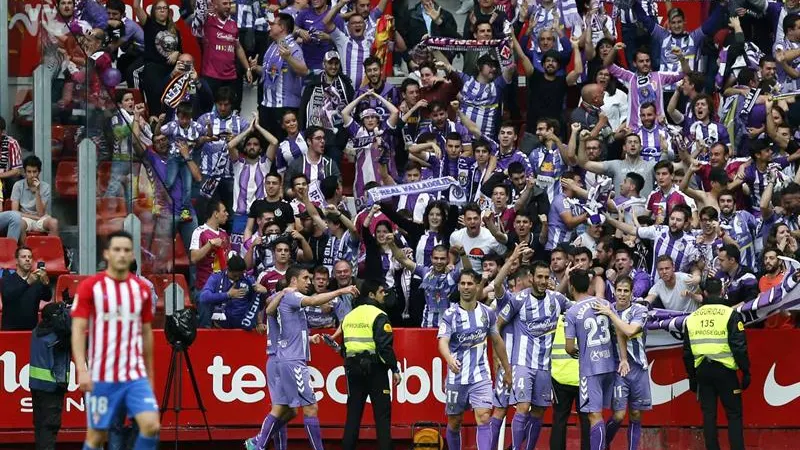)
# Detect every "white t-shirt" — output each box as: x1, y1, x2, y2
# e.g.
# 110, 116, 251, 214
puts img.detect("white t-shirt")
650, 272, 698, 313
449, 227, 506, 274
